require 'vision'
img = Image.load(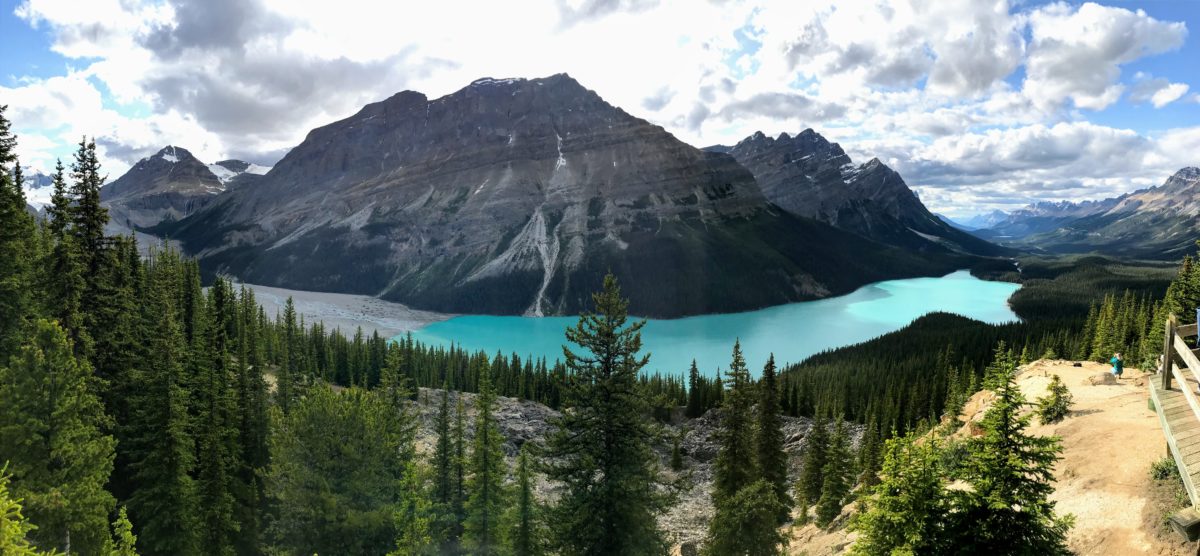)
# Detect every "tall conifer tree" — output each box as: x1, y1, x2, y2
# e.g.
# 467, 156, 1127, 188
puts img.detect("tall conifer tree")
755, 354, 791, 523
712, 340, 756, 506
544, 274, 669, 555
0, 105, 35, 361
0, 319, 116, 554
464, 370, 507, 554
